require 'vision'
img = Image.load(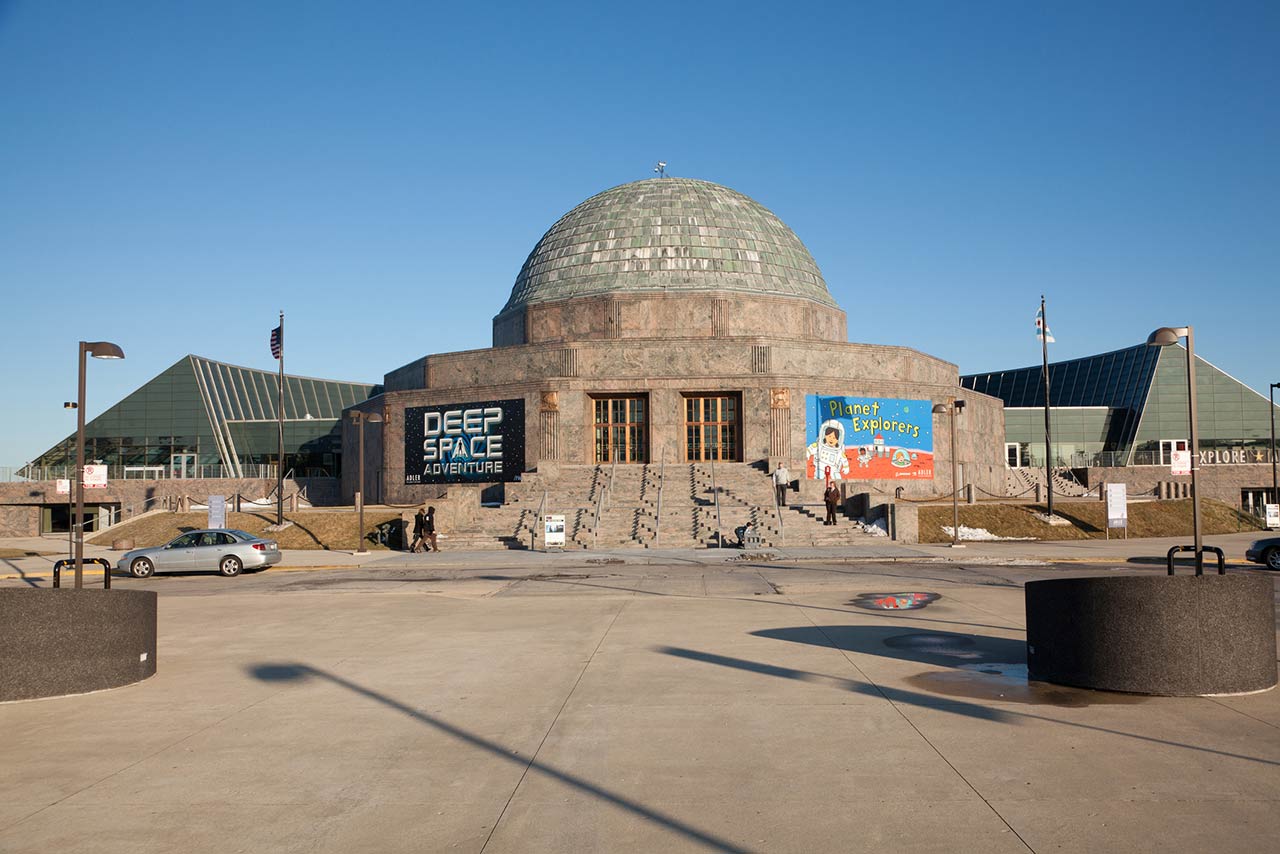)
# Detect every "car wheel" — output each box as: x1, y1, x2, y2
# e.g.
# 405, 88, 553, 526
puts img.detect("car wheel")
218, 555, 243, 577
129, 557, 155, 579
1266, 548, 1280, 571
